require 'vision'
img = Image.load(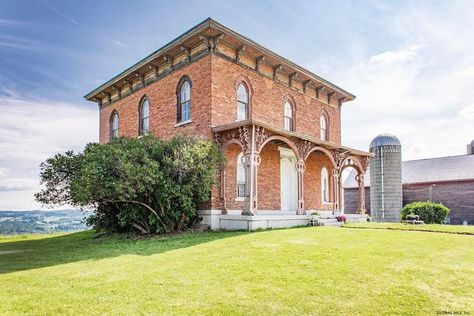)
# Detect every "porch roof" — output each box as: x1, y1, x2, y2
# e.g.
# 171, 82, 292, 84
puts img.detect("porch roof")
212, 119, 372, 158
